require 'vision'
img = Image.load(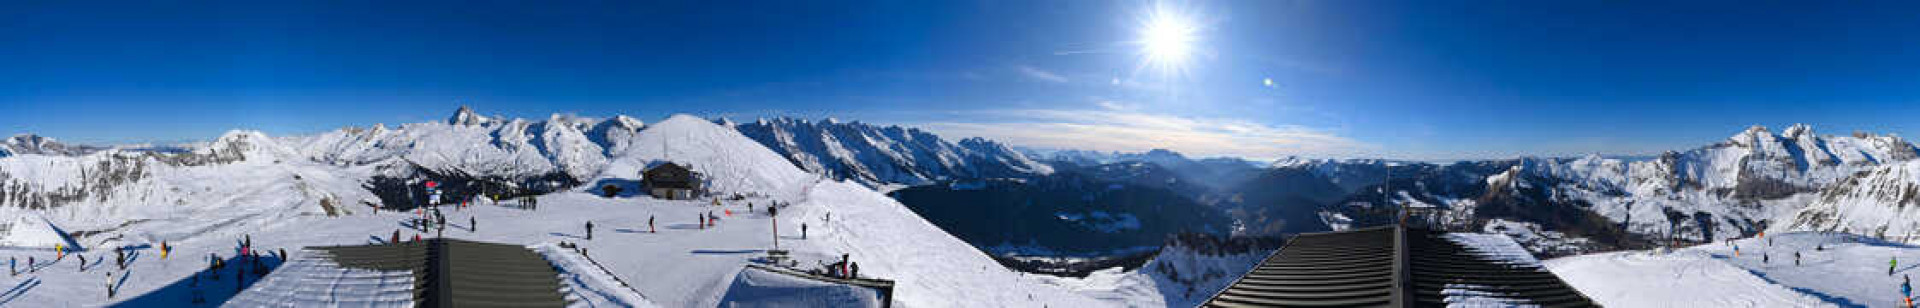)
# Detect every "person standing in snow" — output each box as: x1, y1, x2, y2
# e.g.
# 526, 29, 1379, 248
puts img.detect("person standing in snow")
802, 223, 808, 240
1763, 252, 1769, 264
9, 256, 15, 276
1904, 275, 1913, 308
1734, 244, 1740, 257
585, 221, 595, 240
850, 262, 859, 279
699, 214, 706, 230
470, 216, 476, 233
106, 271, 115, 299
162, 241, 171, 260
1795, 251, 1802, 266
648, 215, 656, 233
117, 248, 126, 270
27, 256, 34, 273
